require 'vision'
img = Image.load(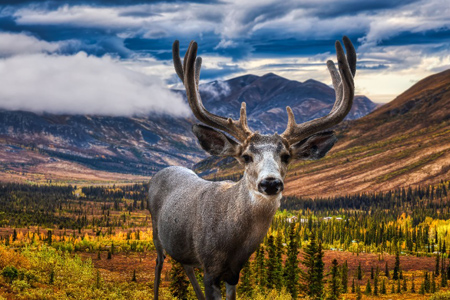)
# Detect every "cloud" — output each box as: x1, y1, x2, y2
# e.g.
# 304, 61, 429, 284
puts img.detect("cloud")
0, 32, 74, 57
0, 52, 189, 116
